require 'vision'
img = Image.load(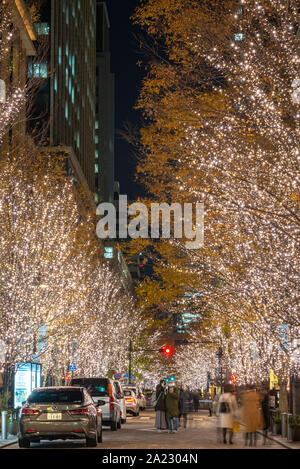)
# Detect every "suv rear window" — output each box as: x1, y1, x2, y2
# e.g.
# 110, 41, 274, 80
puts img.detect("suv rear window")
70, 378, 109, 397
28, 389, 83, 404
124, 390, 134, 396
